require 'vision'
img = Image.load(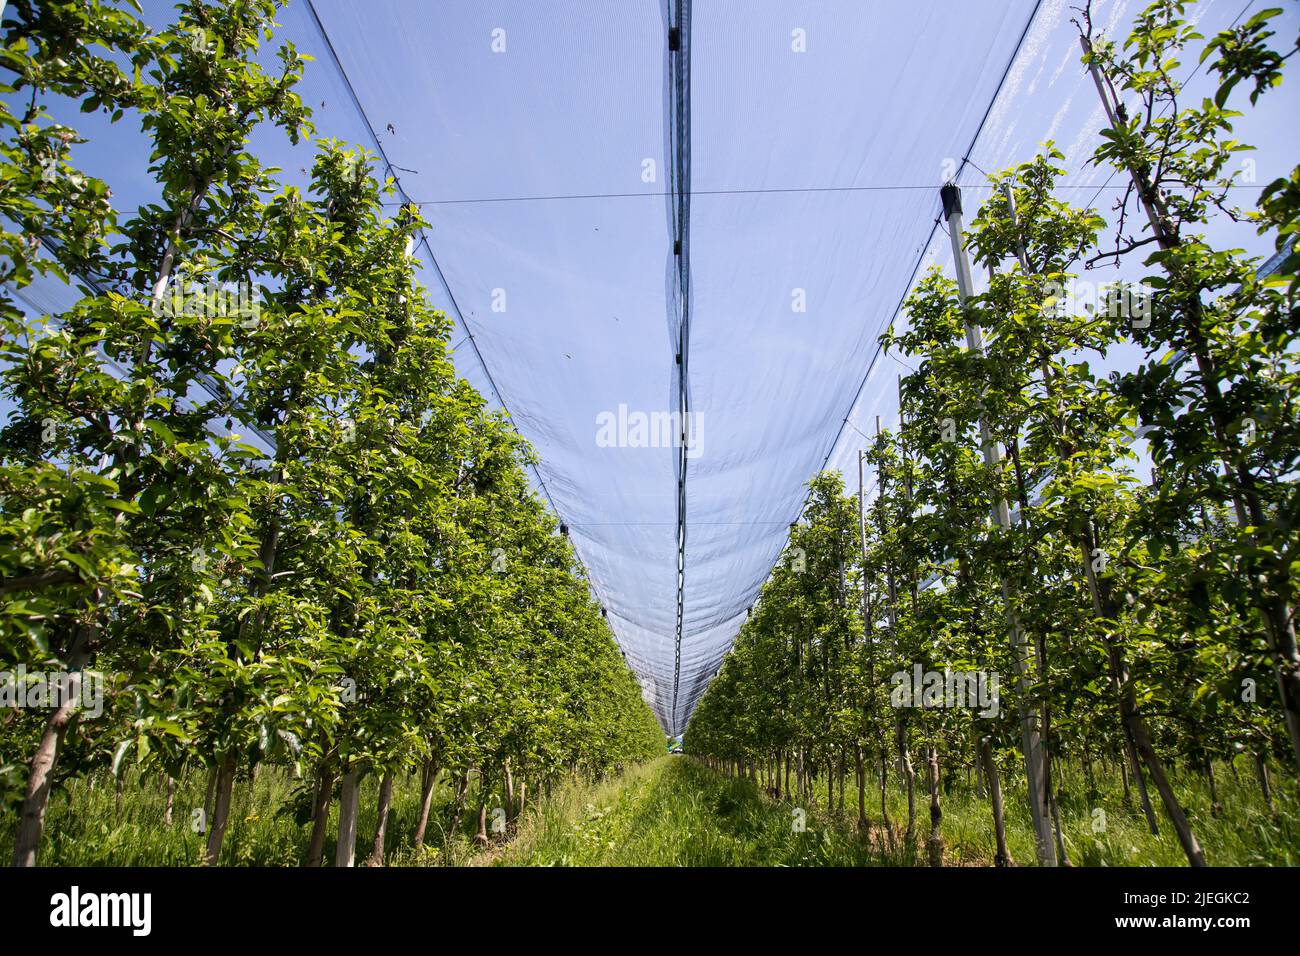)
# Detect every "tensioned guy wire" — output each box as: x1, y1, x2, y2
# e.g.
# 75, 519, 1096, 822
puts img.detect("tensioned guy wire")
375, 181, 1260, 208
